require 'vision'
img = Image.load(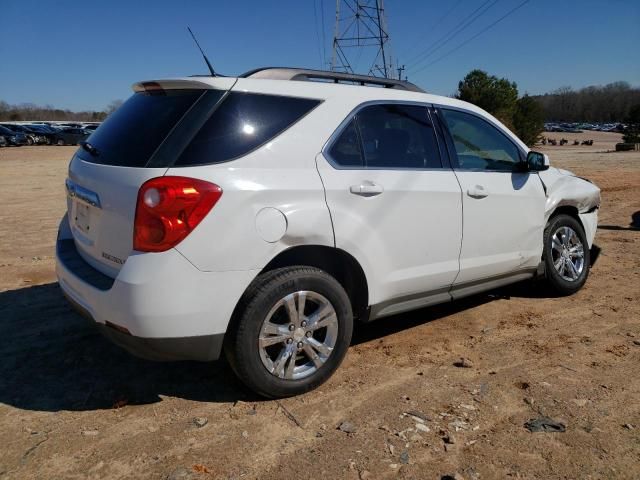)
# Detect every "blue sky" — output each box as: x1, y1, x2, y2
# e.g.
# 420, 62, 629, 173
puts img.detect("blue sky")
1, 0, 638, 111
